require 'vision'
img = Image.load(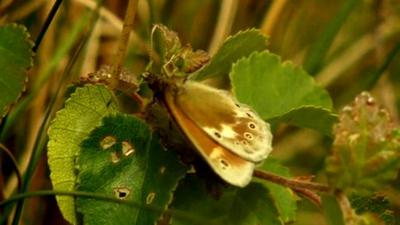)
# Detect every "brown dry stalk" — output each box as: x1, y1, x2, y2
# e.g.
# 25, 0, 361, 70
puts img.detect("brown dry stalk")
253, 169, 331, 192
112, 0, 139, 81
